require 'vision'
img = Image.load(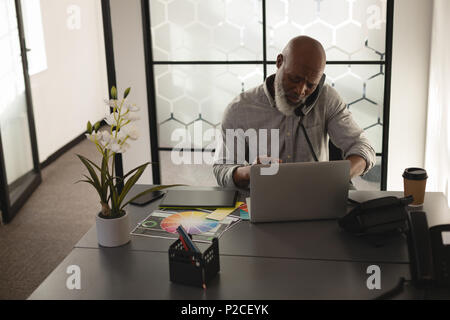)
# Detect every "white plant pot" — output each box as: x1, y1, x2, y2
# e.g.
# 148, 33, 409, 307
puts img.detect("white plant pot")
96, 211, 131, 247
